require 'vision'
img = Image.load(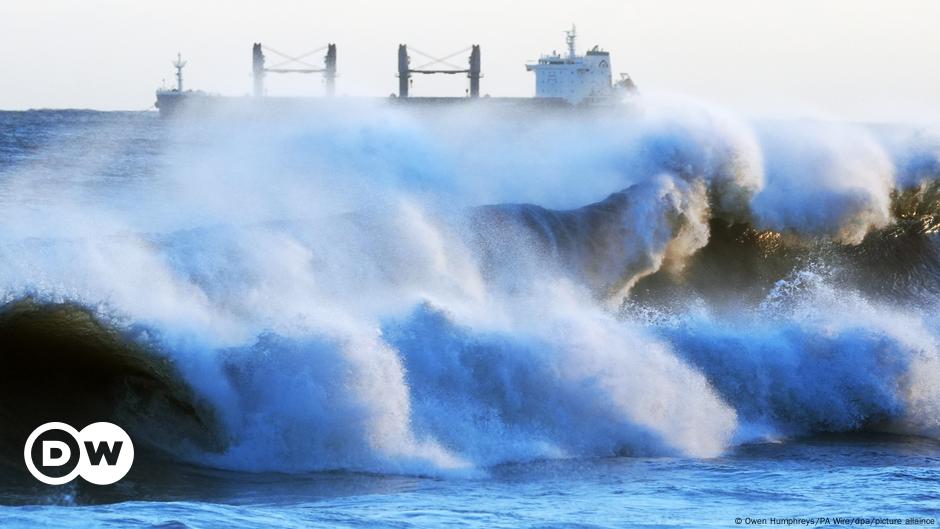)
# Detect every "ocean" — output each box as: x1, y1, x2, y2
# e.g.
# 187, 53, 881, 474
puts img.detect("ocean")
0, 105, 938, 528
